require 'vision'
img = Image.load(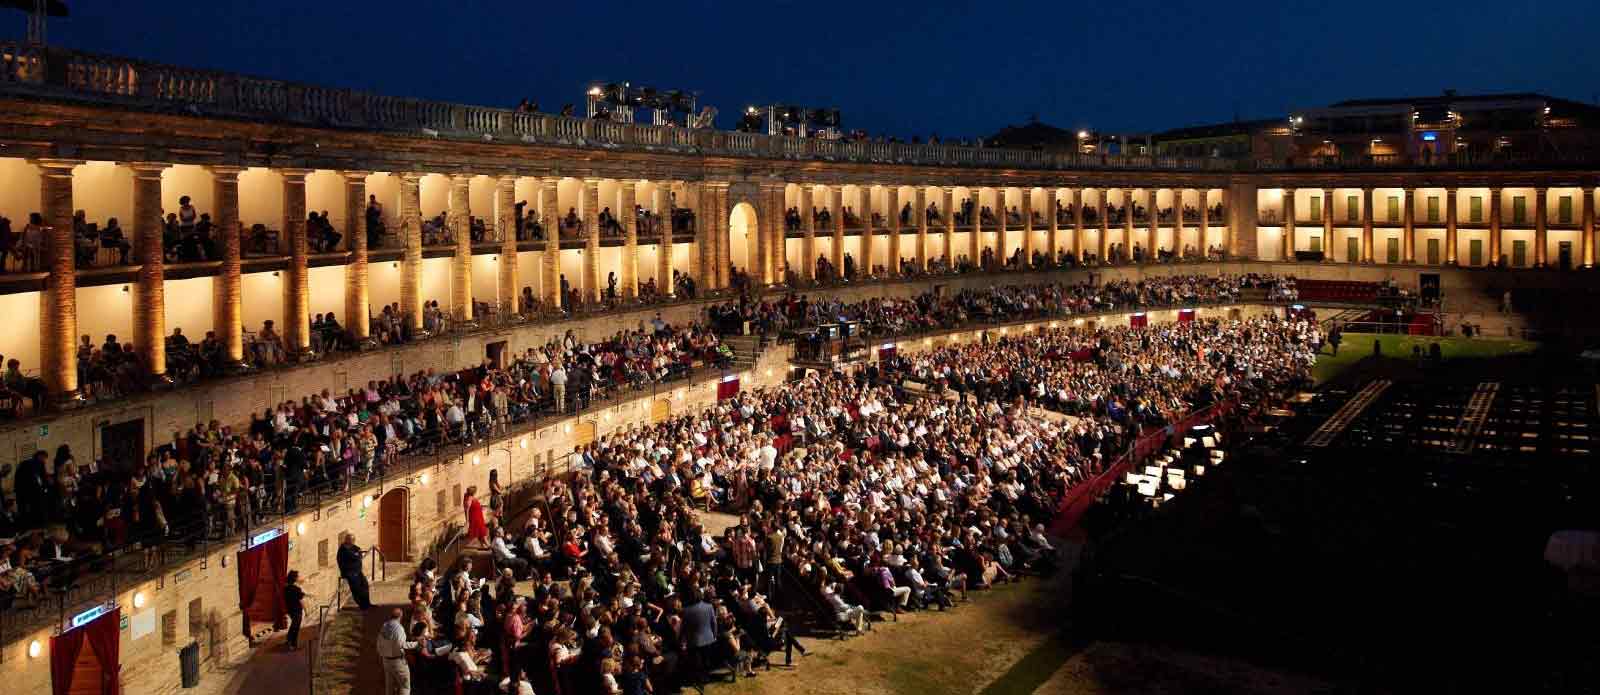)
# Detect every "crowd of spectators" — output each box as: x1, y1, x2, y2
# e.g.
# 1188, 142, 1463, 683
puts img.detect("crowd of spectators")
386, 307, 1314, 694
0, 318, 730, 612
